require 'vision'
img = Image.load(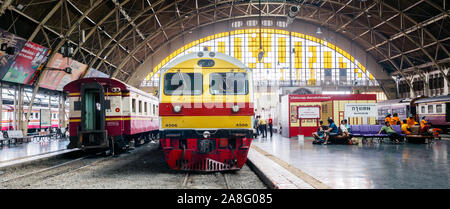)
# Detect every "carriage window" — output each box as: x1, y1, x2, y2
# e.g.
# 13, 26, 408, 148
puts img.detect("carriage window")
421, 106, 425, 114
132, 99, 136, 113
139, 100, 142, 113
144, 102, 148, 114
436, 104, 442, 113
153, 104, 156, 115
35, 113, 39, 118
210, 73, 248, 95
164, 72, 203, 95
428, 105, 434, 114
